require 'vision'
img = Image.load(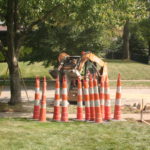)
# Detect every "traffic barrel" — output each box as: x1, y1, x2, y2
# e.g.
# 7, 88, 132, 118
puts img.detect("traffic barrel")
83, 78, 90, 121
99, 76, 105, 119
77, 77, 83, 121
104, 76, 111, 121
33, 76, 41, 119
39, 76, 47, 122
53, 75, 61, 121
114, 73, 122, 120
93, 76, 103, 123
61, 75, 69, 122
89, 74, 95, 121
